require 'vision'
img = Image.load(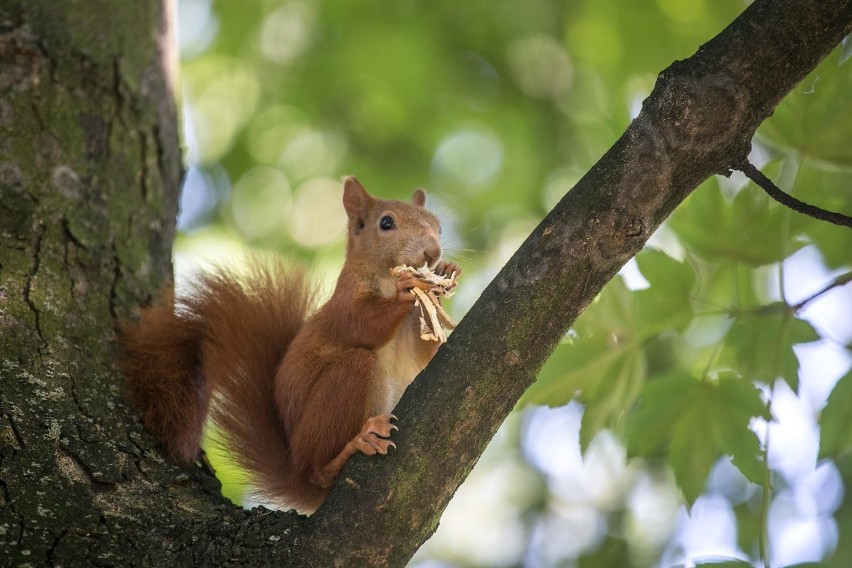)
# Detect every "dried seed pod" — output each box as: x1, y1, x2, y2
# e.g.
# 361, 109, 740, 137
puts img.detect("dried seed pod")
391, 264, 459, 343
